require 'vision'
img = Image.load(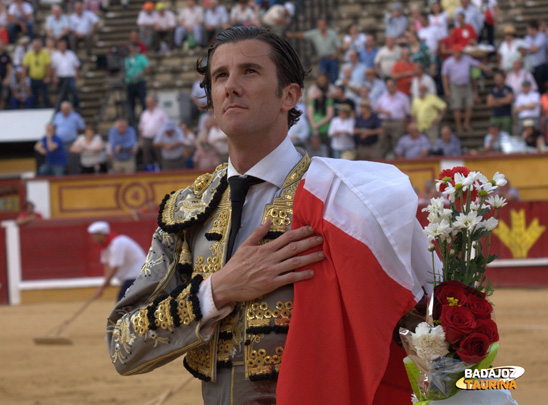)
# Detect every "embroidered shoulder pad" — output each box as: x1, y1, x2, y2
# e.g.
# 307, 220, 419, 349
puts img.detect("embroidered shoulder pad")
157, 165, 228, 234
